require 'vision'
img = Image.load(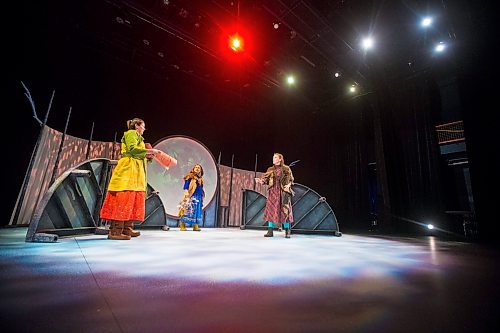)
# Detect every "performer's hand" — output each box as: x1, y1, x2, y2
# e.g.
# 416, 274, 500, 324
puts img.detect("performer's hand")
284, 184, 291, 192
148, 148, 161, 156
